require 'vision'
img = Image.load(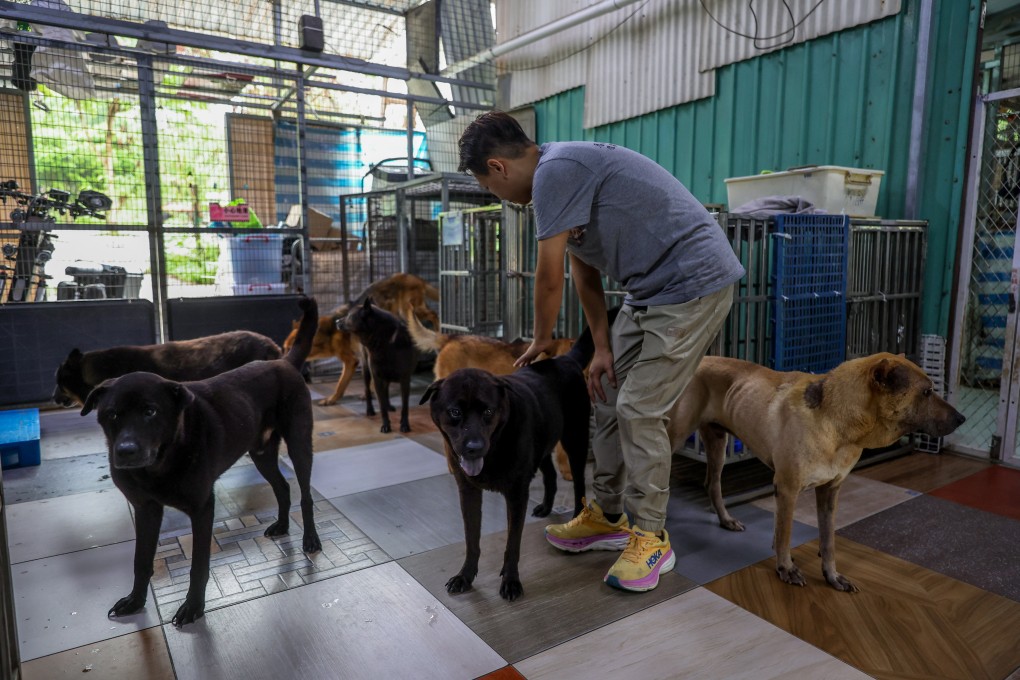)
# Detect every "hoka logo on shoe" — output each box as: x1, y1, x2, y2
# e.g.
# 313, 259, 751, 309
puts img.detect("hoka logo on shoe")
646, 549, 662, 569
